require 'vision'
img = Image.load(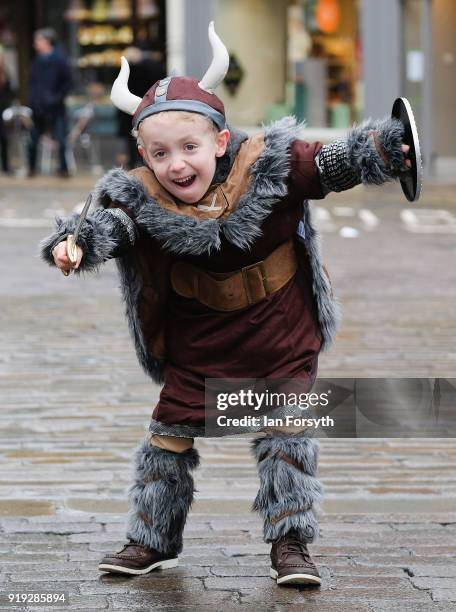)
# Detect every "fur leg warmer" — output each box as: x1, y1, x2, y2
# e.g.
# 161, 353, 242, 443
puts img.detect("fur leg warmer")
126, 439, 200, 555
252, 434, 323, 543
